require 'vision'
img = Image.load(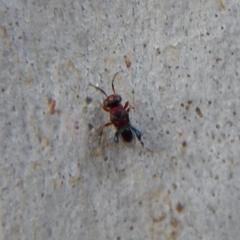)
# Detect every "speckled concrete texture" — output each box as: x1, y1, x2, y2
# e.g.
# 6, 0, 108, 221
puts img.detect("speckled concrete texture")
1, 0, 240, 239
